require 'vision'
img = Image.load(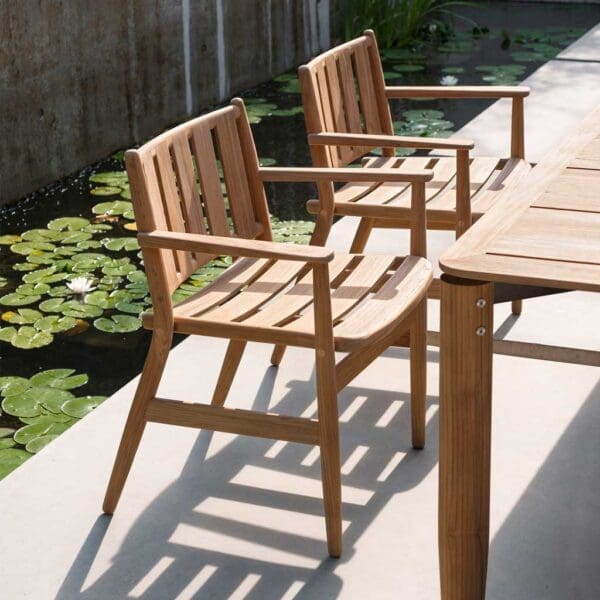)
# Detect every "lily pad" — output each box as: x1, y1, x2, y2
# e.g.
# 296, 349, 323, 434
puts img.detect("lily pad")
89, 171, 129, 186
26, 434, 59, 454
92, 200, 134, 217
0, 448, 30, 479
61, 396, 106, 418
14, 421, 66, 445
1, 308, 43, 325
20, 229, 63, 242
30, 369, 87, 390
0, 439, 15, 449
0, 377, 30, 397
392, 64, 425, 73
101, 237, 140, 252
10, 326, 54, 349
0, 293, 41, 307
23, 266, 66, 284
2, 393, 43, 418
0, 428, 16, 438
10, 241, 56, 255
16, 283, 50, 296
0, 235, 21, 245
93, 314, 142, 333
33, 315, 77, 333
91, 186, 122, 196
47, 217, 90, 231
